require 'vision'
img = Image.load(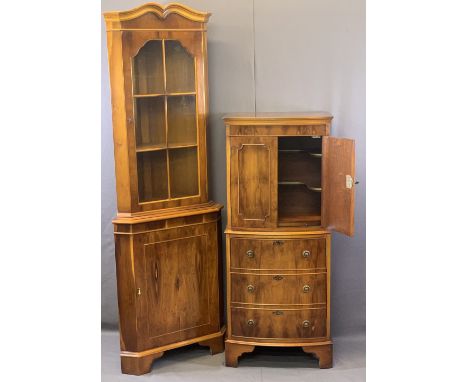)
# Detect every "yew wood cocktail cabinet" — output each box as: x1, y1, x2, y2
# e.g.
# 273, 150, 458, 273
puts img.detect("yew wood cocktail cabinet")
104, 3, 224, 375
223, 113, 355, 368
